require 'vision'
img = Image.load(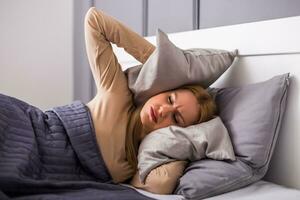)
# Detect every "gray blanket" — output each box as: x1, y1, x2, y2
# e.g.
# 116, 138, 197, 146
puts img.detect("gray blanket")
0, 93, 154, 200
